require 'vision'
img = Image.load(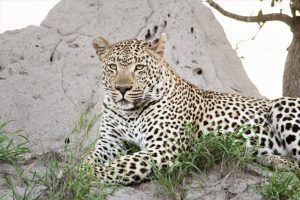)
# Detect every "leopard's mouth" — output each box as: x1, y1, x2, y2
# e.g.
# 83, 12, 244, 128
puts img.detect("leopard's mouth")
118, 99, 129, 105
115, 98, 137, 111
